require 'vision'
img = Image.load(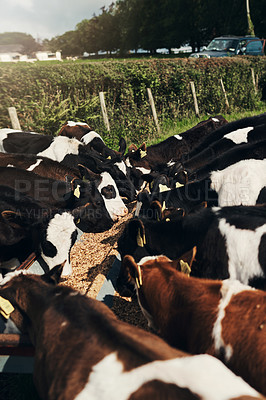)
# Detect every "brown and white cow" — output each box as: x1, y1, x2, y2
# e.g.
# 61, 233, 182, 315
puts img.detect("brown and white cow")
0, 266, 264, 400
0, 152, 81, 181
58, 121, 126, 160
124, 254, 266, 395
117, 205, 266, 295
